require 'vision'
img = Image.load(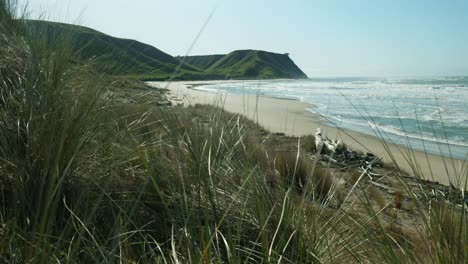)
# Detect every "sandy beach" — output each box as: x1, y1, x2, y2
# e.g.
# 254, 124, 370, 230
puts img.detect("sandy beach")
149, 80, 467, 186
